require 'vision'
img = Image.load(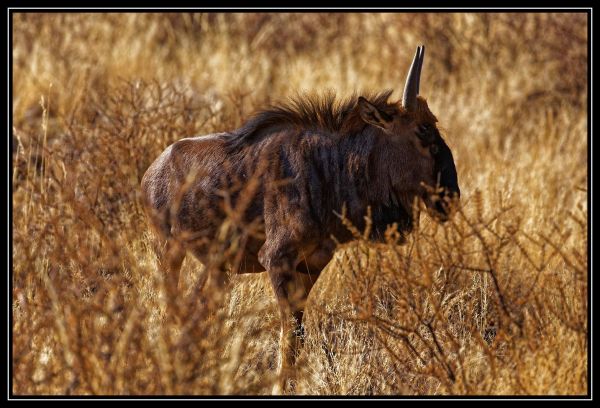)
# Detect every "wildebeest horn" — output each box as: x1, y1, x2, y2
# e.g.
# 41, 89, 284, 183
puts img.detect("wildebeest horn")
402, 45, 425, 112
